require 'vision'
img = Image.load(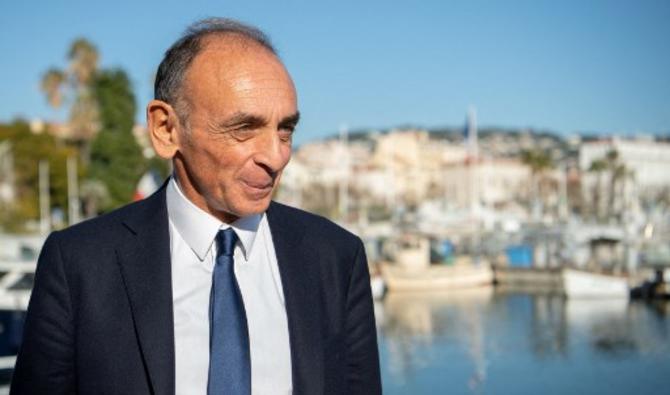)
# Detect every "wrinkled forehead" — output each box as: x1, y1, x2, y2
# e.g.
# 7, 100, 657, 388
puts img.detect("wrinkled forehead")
178, 34, 297, 119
